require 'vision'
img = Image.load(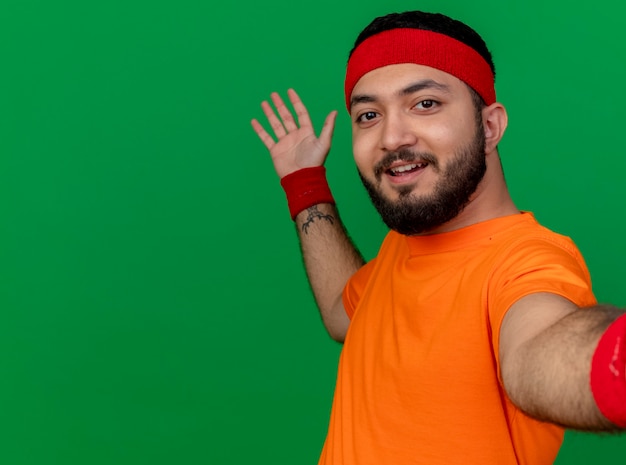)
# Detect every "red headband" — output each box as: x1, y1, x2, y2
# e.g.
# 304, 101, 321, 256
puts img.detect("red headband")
344, 28, 496, 110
